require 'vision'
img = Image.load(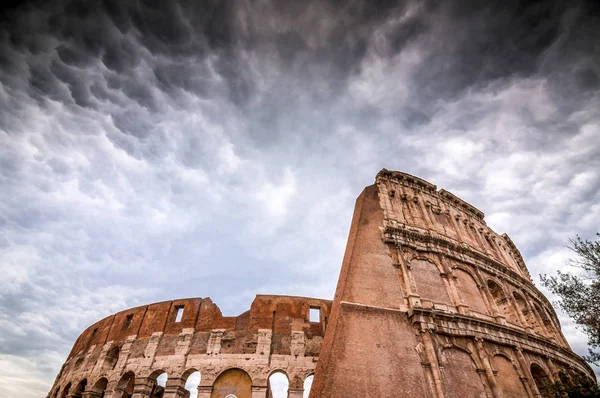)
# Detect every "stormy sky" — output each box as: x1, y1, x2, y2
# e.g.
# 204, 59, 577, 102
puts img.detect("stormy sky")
0, 0, 599, 396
